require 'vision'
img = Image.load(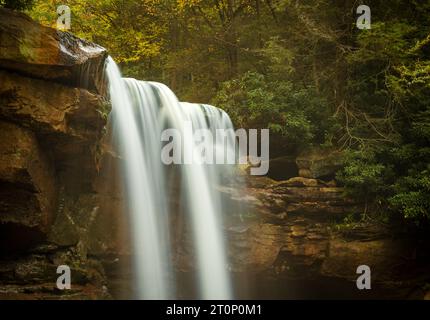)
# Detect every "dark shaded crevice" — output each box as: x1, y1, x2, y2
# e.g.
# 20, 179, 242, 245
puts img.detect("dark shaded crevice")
0, 222, 45, 257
